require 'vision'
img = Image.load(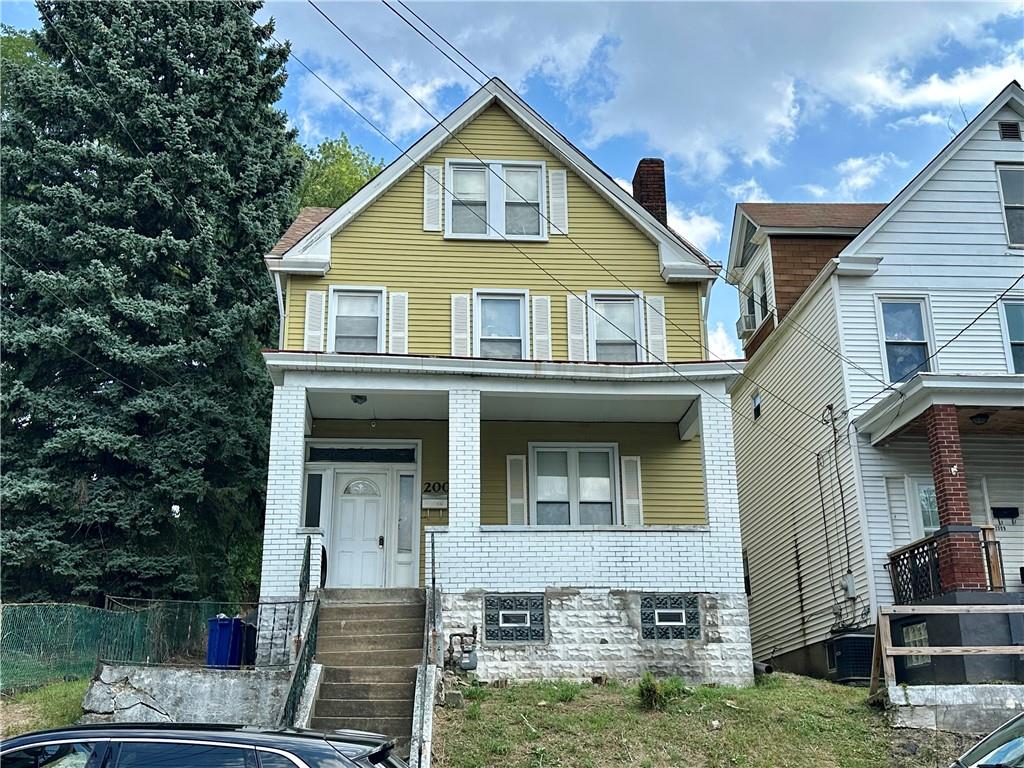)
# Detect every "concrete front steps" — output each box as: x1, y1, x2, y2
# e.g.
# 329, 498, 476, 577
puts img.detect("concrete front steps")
310, 589, 425, 753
